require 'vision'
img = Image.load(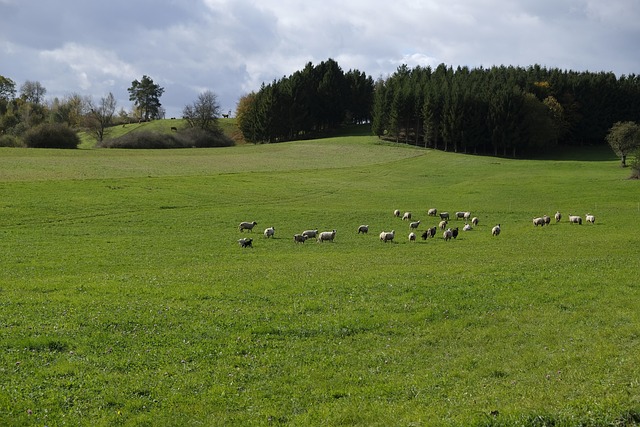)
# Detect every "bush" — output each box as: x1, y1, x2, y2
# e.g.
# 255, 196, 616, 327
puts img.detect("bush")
98, 129, 235, 149
0, 134, 23, 147
630, 147, 640, 179
23, 123, 80, 149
